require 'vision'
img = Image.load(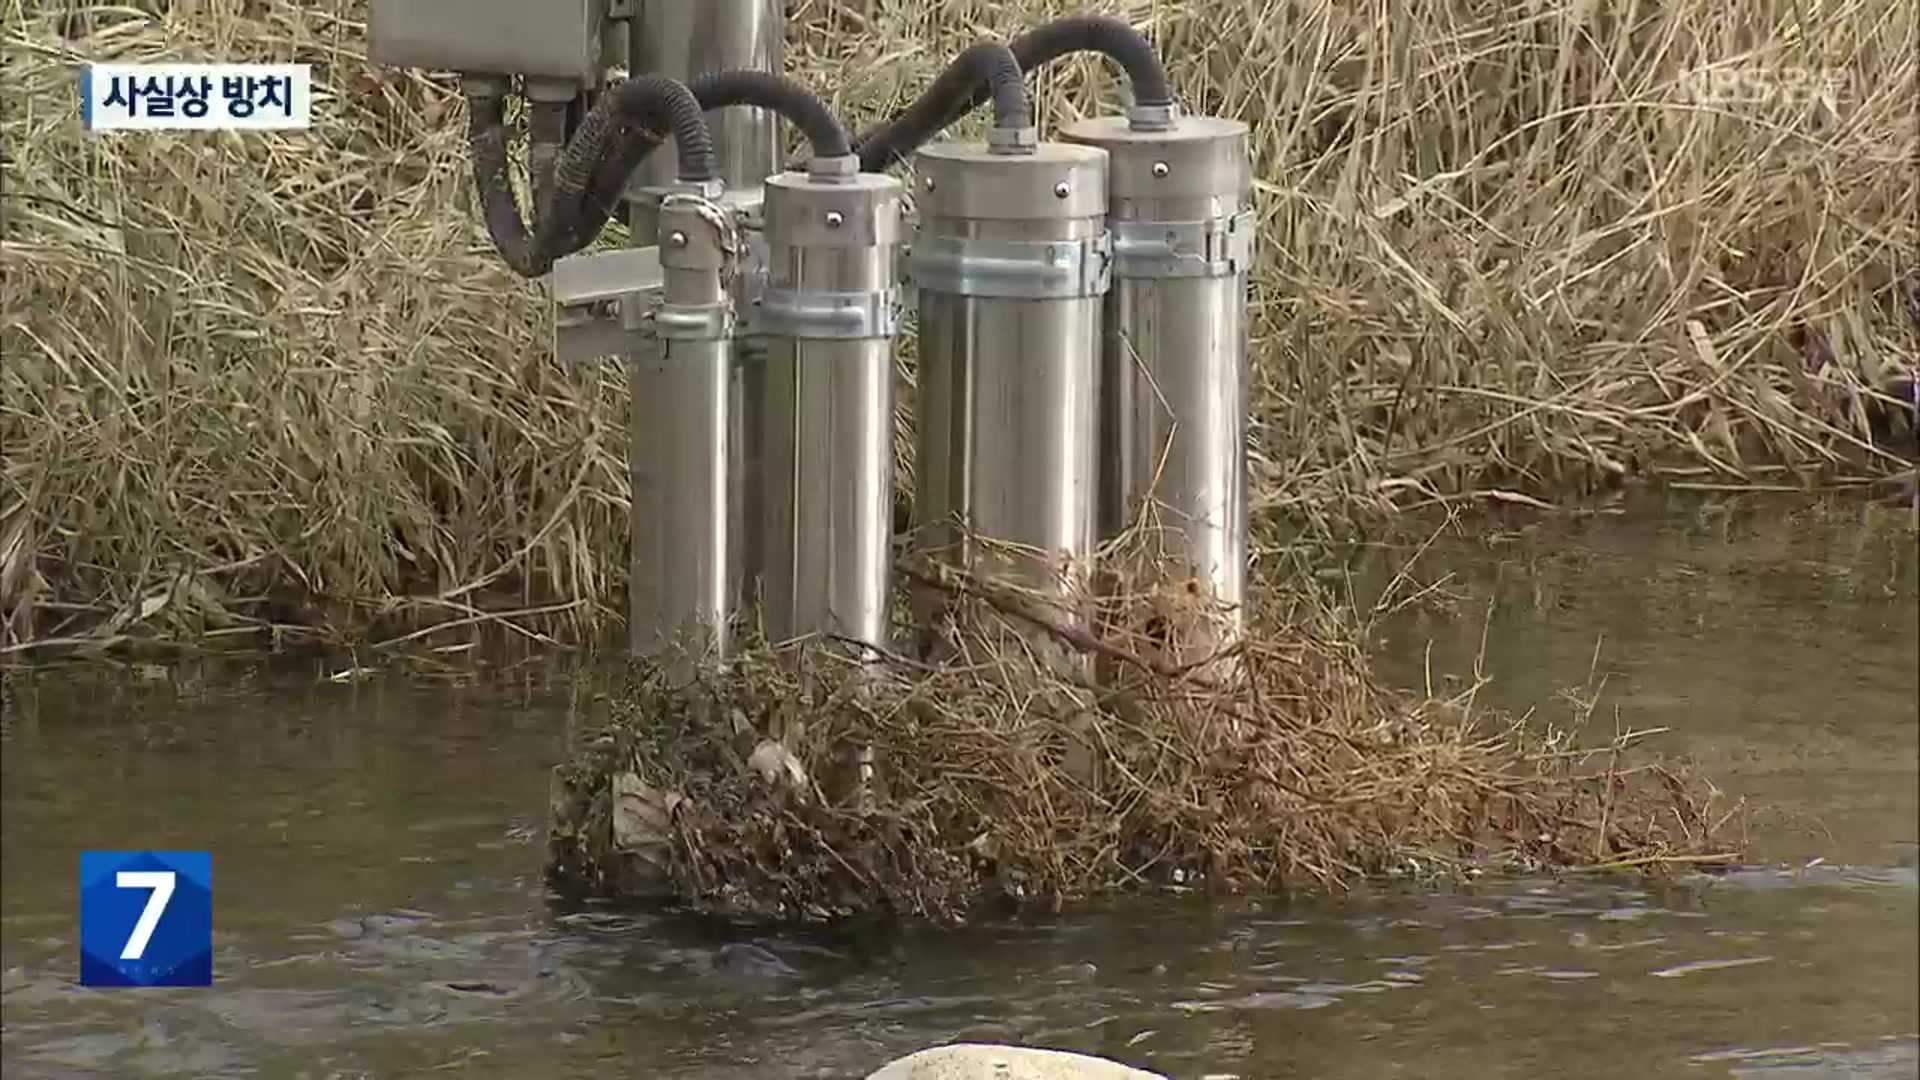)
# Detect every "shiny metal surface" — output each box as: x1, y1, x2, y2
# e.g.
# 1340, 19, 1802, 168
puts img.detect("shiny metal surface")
1103, 273, 1248, 646
629, 193, 739, 671
627, 0, 782, 234
909, 142, 1110, 649
621, 0, 781, 666
367, 0, 601, 81
627, 0, 783, 618
914, 292, 1104, 582
722, 186, 770, 630
629, 339, 734, 670
754, 170, 904, 657
1058, 116, 1252, 664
